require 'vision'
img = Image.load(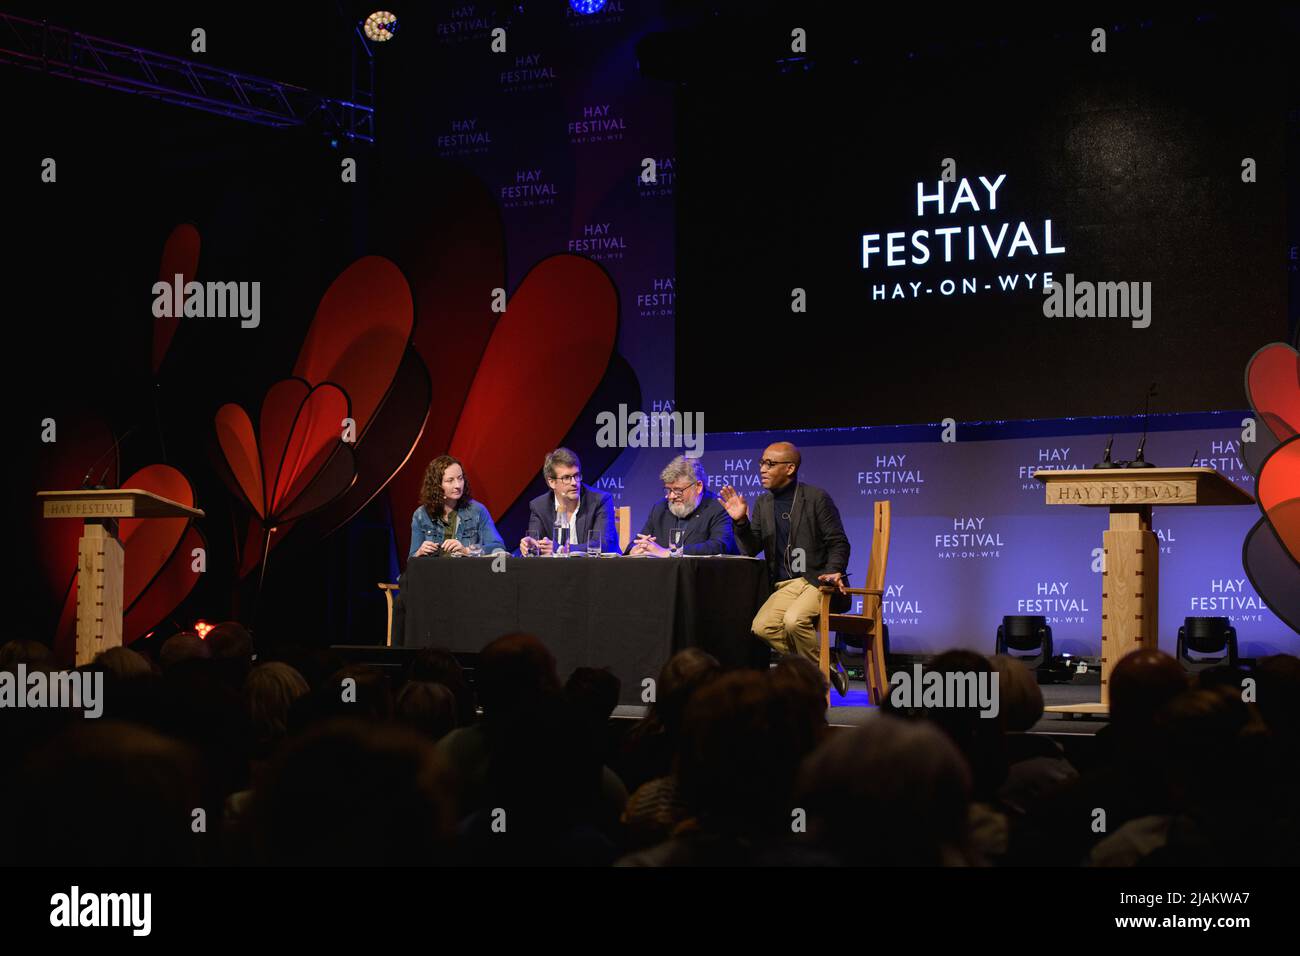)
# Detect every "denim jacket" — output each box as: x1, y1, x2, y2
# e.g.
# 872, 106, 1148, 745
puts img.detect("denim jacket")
409, 500, 506, 558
